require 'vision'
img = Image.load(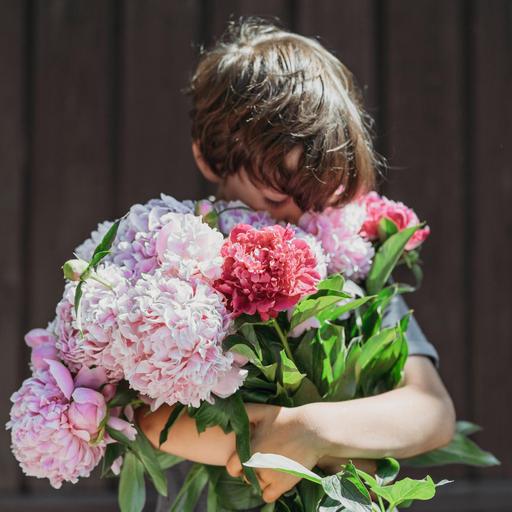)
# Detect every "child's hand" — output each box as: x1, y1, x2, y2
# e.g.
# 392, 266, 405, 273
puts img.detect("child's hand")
226, 403, 325, 503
